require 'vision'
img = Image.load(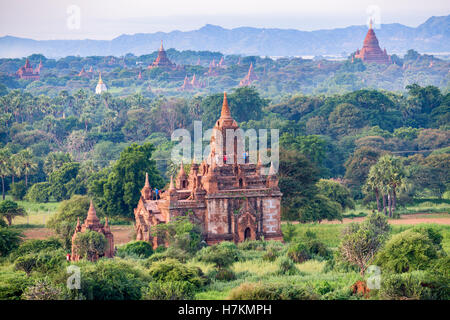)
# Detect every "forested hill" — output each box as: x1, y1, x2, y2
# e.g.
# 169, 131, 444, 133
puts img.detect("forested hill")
1, 15, 449, 58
